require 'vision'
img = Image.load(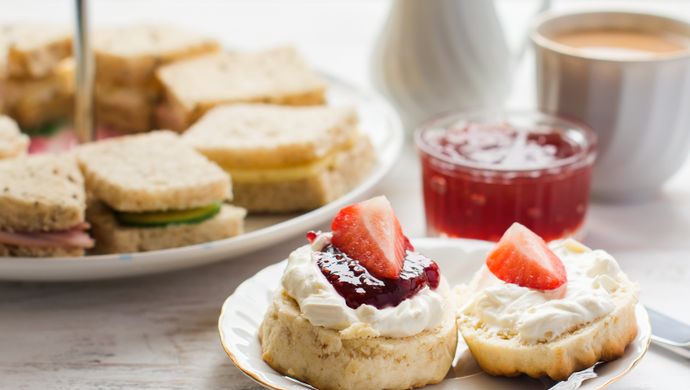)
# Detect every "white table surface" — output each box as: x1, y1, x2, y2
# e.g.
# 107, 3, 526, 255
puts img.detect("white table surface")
1, 1, 689, 388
